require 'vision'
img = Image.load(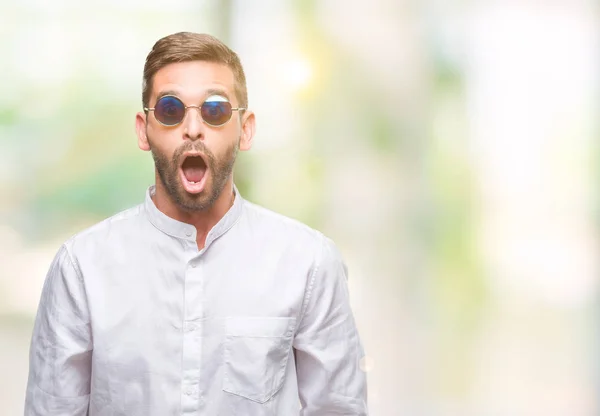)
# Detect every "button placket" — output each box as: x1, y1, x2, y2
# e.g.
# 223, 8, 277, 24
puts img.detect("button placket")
181, 254, 204, 414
